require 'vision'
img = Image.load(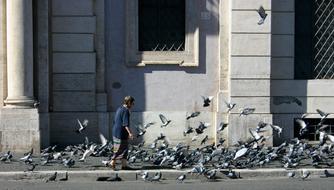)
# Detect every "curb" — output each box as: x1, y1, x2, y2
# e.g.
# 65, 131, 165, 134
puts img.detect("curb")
0, 168, 332, 181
